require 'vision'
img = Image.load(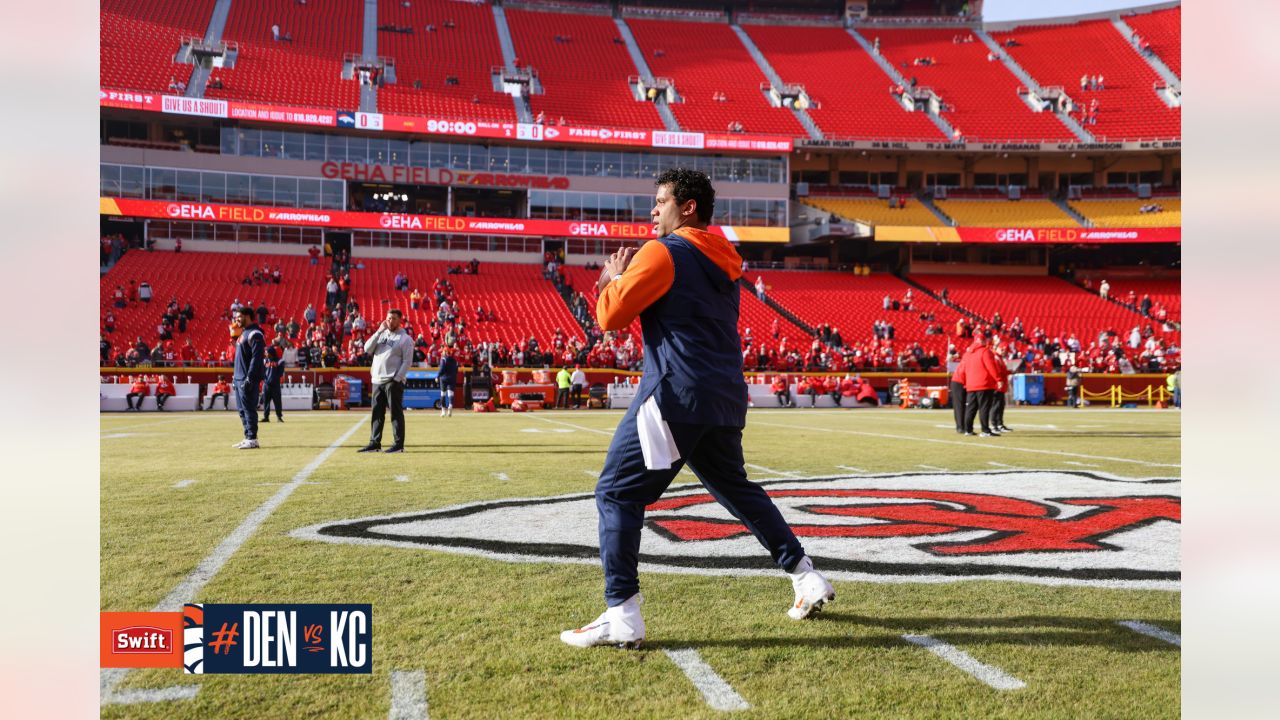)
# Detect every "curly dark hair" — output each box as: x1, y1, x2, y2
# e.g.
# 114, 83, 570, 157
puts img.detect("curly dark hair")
655, 167, 716, 223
